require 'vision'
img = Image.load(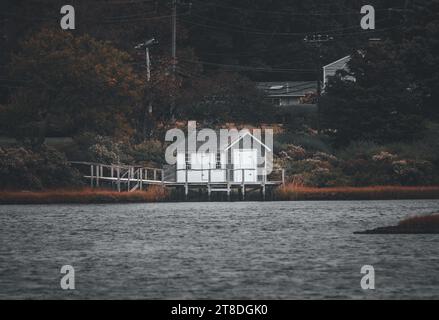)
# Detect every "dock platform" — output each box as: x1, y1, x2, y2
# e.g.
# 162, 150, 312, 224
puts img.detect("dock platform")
70, 162, 285, 200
